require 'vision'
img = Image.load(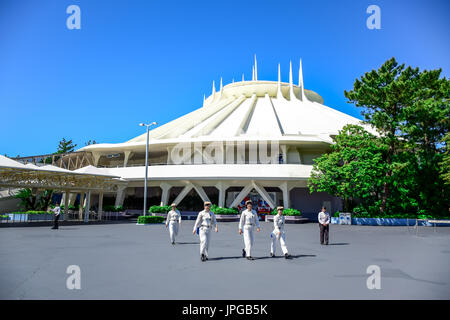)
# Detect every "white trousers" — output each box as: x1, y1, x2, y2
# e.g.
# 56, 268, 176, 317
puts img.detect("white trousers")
271, 230, 288, 255
199, 227, 211, 256
168, 221, 179, 243
243, 225, 255, 257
